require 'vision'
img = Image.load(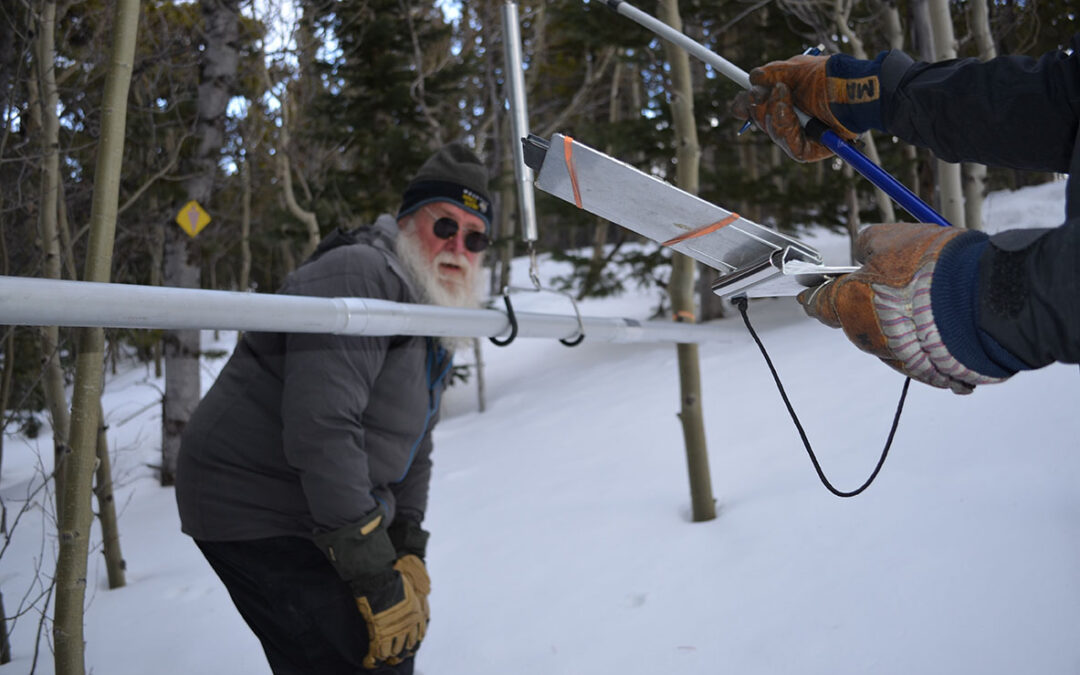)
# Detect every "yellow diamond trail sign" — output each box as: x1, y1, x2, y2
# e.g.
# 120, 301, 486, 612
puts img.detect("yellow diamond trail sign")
175, 200, 211, 238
